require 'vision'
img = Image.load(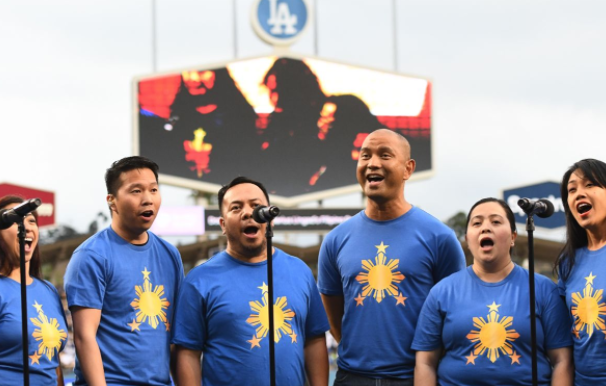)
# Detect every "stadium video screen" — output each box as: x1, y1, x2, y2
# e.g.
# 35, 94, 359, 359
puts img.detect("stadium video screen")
136, 56, 432, 198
